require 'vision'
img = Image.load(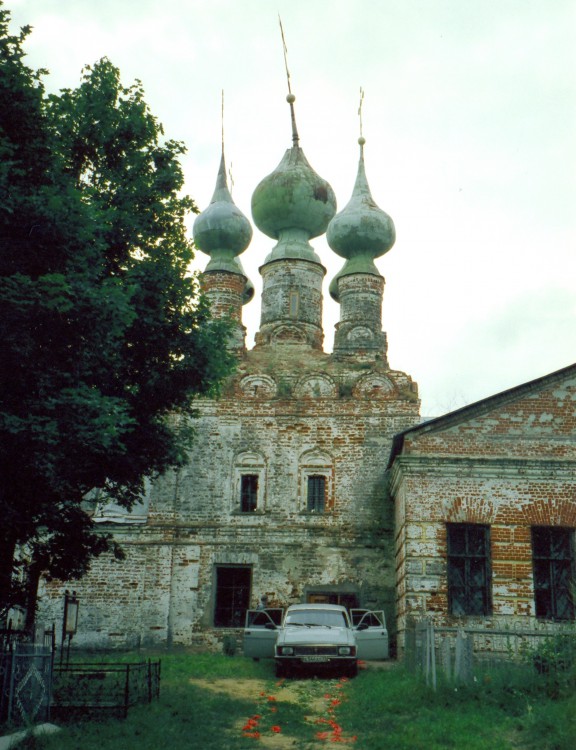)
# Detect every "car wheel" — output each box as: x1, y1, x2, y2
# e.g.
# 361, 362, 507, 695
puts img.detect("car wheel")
346, 661, 358, 678
275, 662, 289, 679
